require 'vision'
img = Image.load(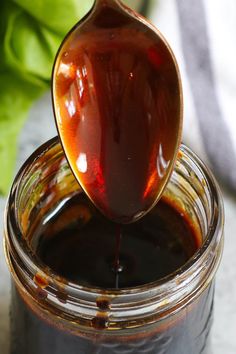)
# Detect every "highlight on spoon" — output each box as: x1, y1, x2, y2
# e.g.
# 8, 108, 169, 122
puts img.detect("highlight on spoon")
52, 0, 183, 223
